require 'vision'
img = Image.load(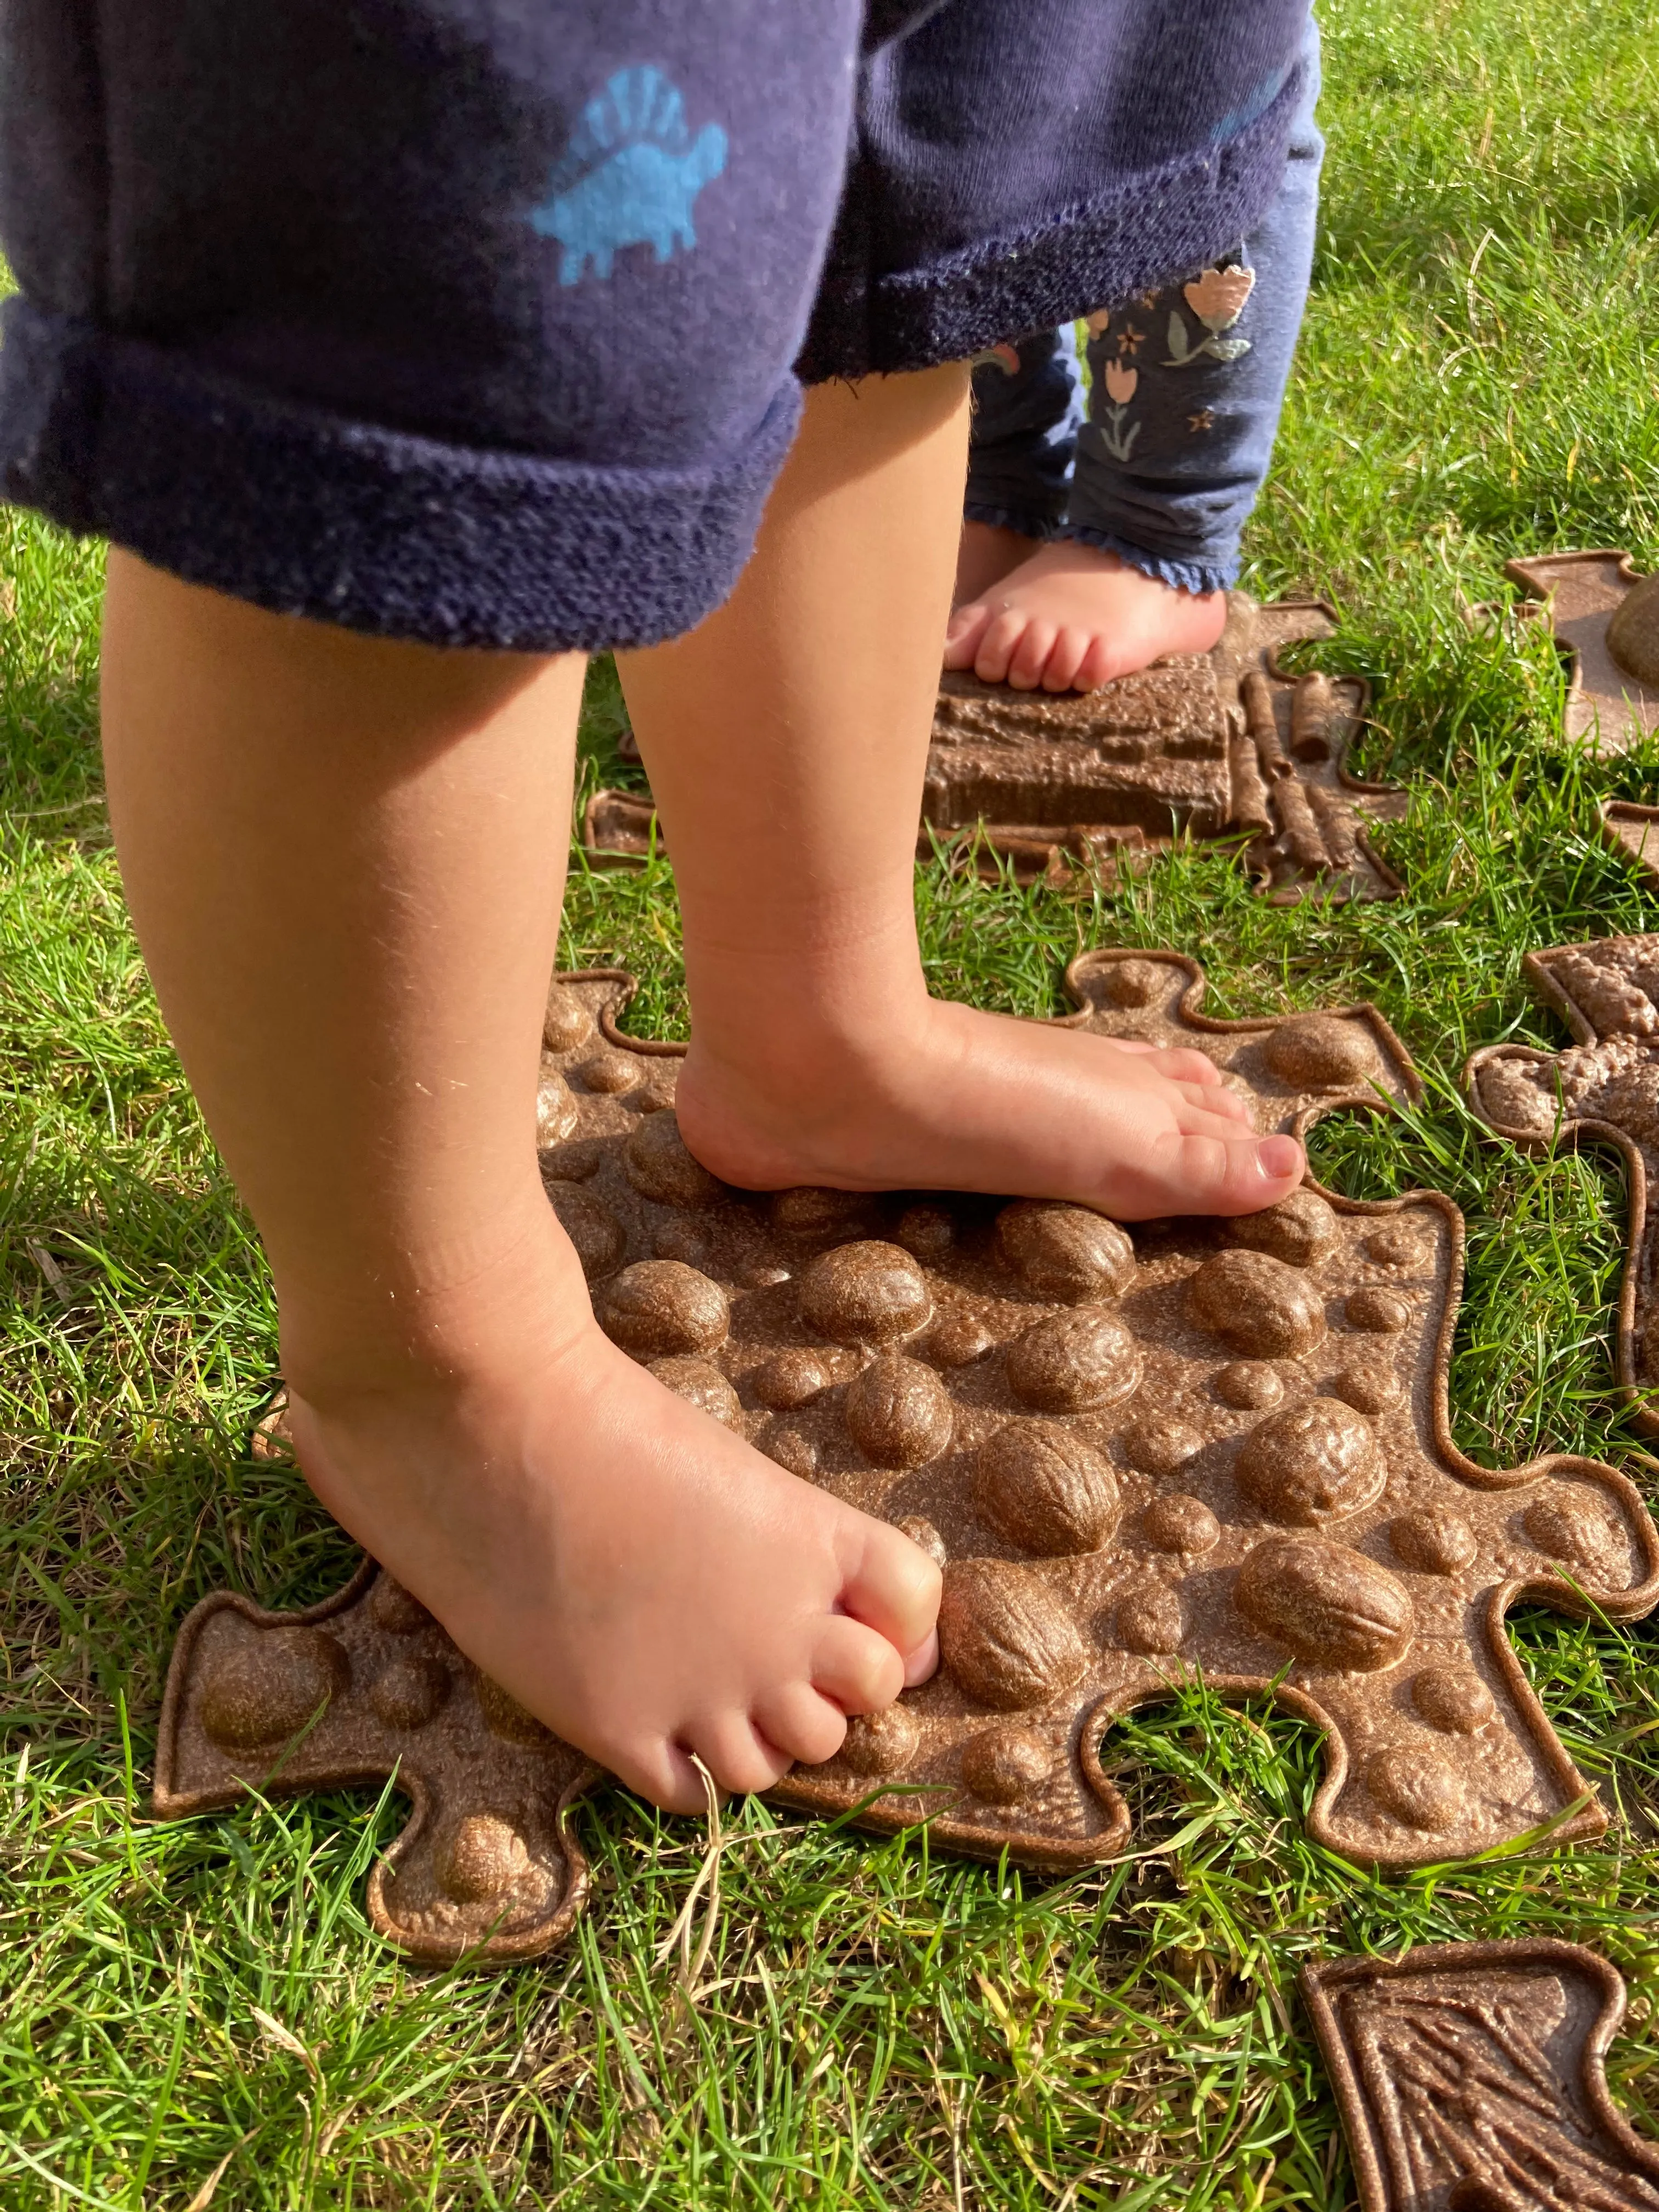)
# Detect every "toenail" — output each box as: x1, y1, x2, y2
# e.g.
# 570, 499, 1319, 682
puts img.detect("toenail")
1256, 1136, 1303, 1180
